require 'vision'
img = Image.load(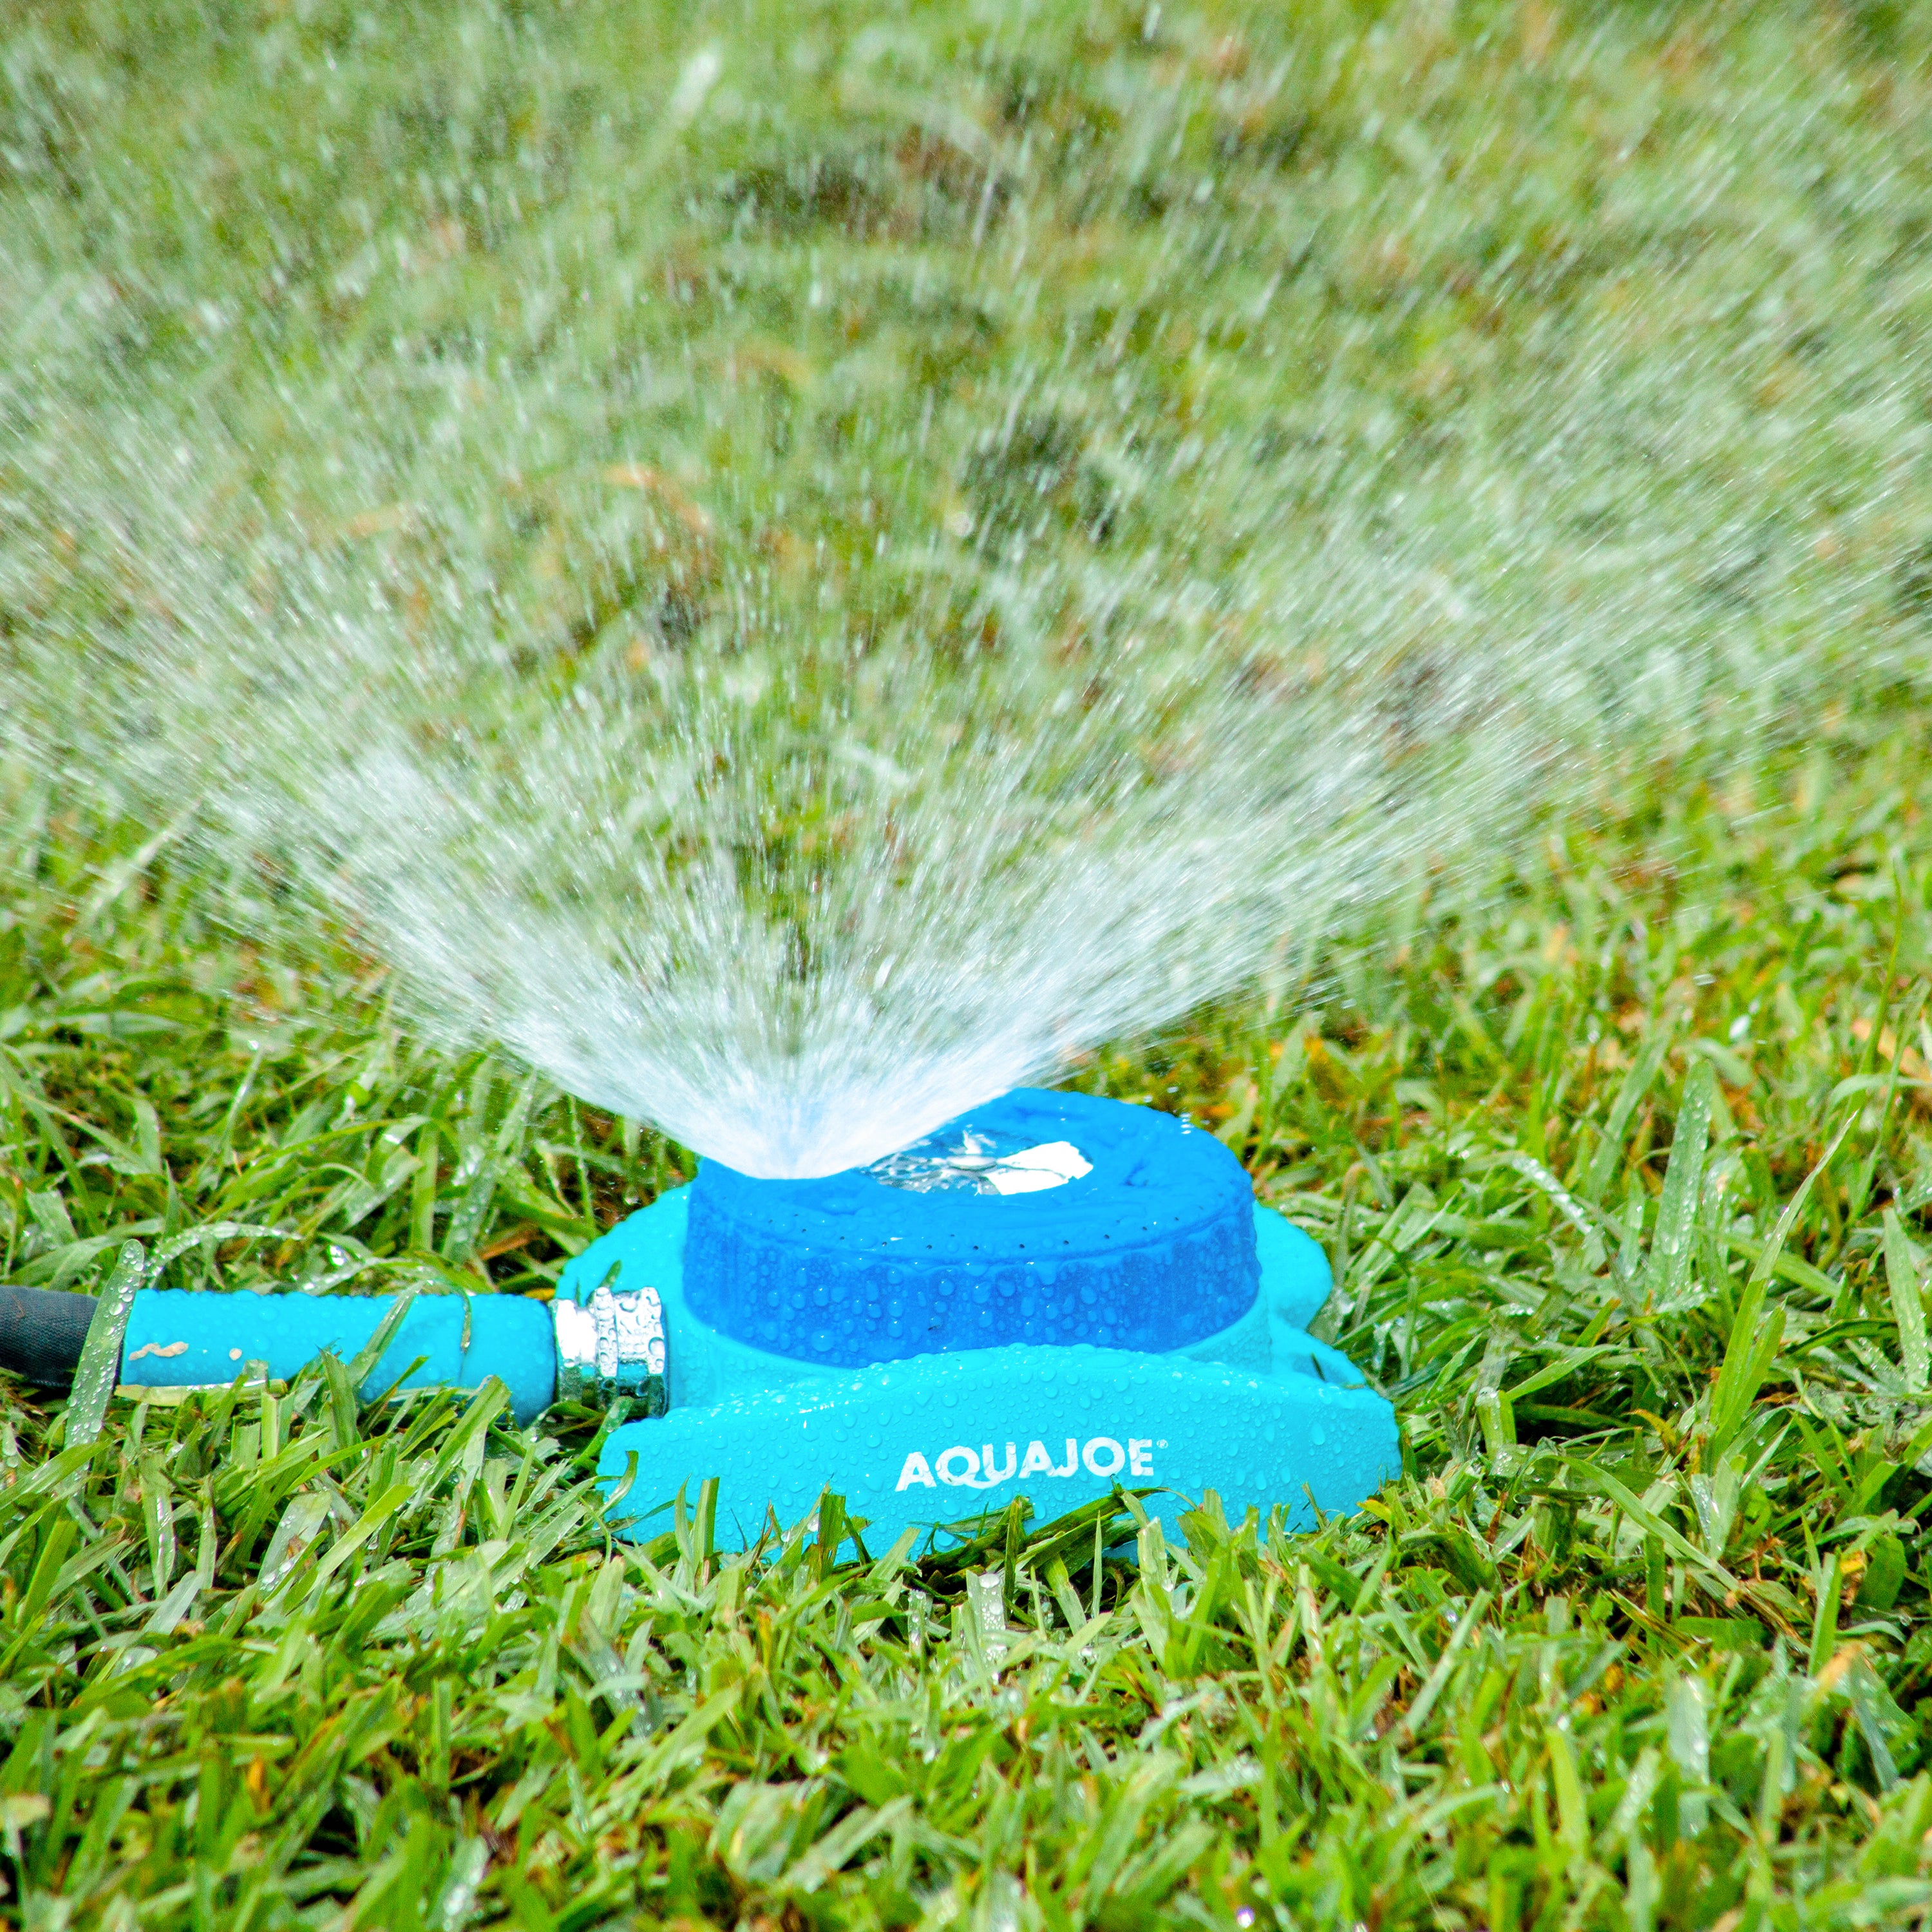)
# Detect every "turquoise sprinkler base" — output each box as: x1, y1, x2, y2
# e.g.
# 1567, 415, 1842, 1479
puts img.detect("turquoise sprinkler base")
570, 1190, 1399, 1553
